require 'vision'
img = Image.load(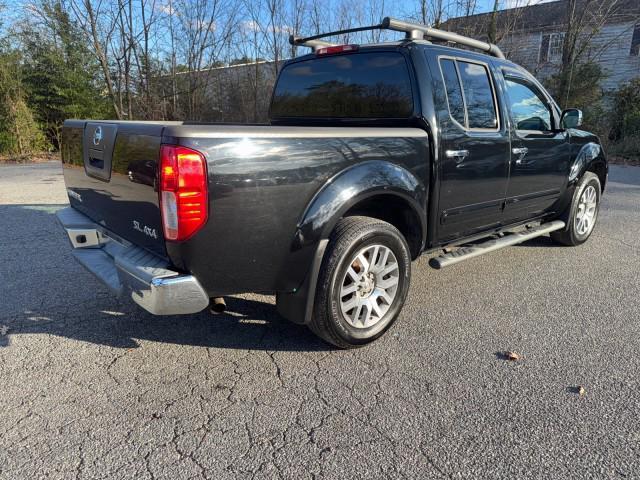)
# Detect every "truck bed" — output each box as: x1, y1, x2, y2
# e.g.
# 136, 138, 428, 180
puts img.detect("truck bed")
61, 121, 429, 296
